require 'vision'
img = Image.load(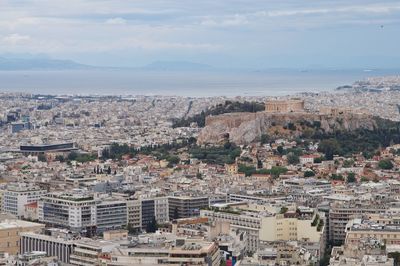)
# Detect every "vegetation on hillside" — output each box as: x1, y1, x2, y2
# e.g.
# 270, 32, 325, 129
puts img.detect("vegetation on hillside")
101, 140, 240, 166
102, 138, 196, 161
238, 164, 288, 178
313, 125, 400, 159
189, 142, 241, 165
260, 116, 400, 159
172, 100, 265, 128
53, 152, 97, 163
304, 170, 315, 177
67, 152, 97, 163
